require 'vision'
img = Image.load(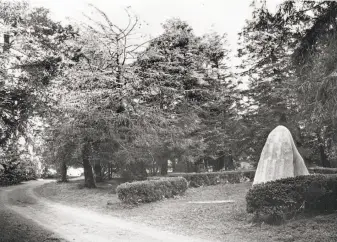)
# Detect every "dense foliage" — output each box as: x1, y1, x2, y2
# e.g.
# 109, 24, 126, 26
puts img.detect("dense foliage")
133, 18, 236, 174
0, 0, 78, 184
2, 0, 337, 187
